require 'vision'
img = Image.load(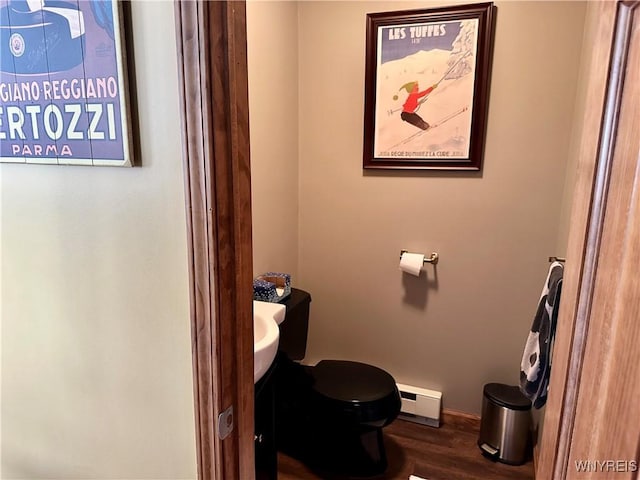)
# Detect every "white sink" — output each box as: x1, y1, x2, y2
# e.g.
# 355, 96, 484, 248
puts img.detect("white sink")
253, 300, 286, 383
